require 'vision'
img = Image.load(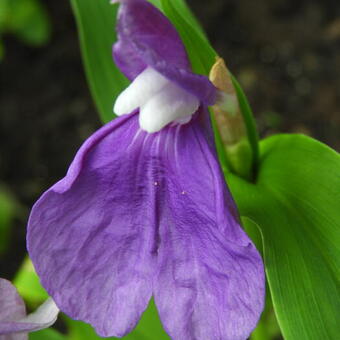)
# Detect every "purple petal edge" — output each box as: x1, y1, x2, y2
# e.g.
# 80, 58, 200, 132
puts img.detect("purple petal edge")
27, 111, 264, 339
113, 0, 217, 105
27, 114, 155, 337
150, 111, 265, 340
